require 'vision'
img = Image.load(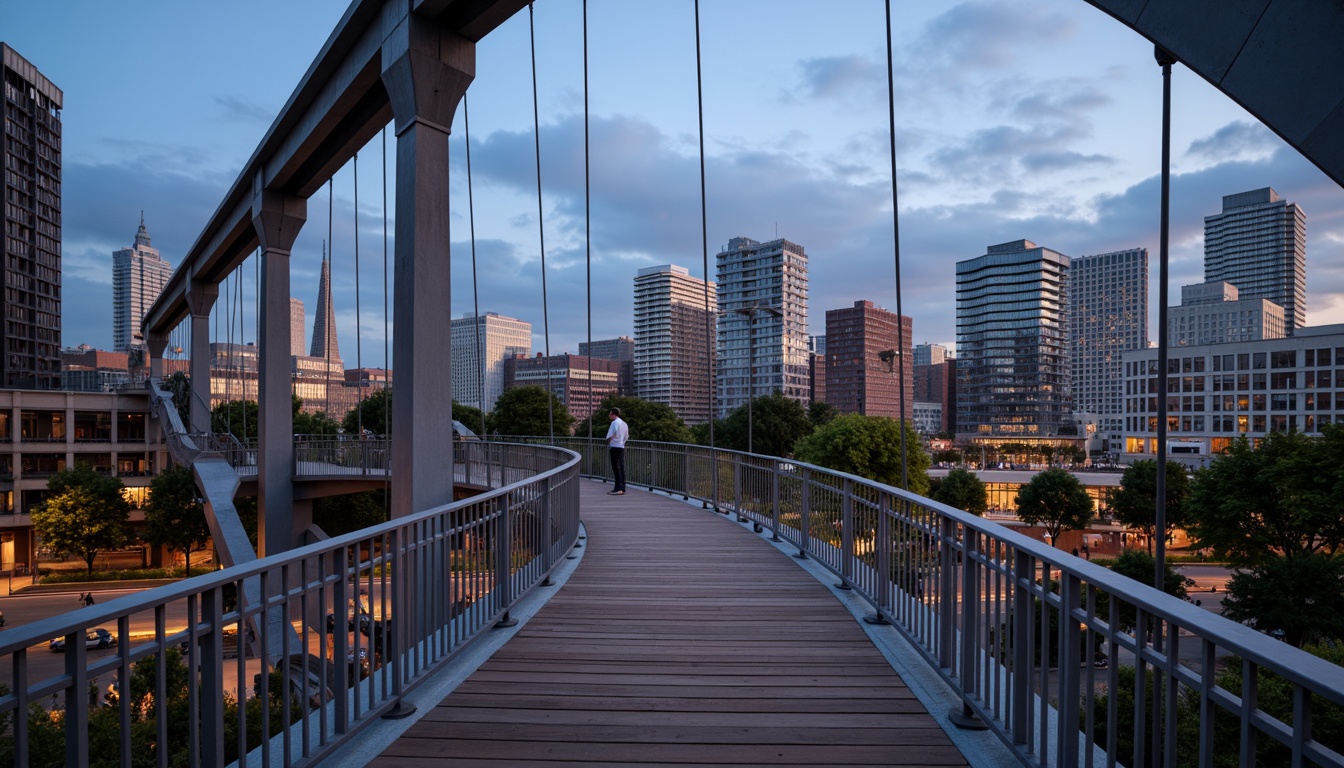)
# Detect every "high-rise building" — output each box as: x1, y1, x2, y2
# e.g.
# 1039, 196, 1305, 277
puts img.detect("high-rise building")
1204, 187, 1306, 334
1169, 281, 1286, 346
914, 359, 956, 435
1069, 248, 1148, 453
2, 45, 62, 389
956, 240, 1071, 441
808, 335, 826, 406
290, 298, 305, 356
632, 265, 717, 424
715, 236, 810, 418
580, 336, 635, 397
450, 313, 532, 411
504, 353, 624, 424
112, 216, 171, 353
914, 343, 948, 367
309, 253, 340, 361
823, 300, 912, 420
